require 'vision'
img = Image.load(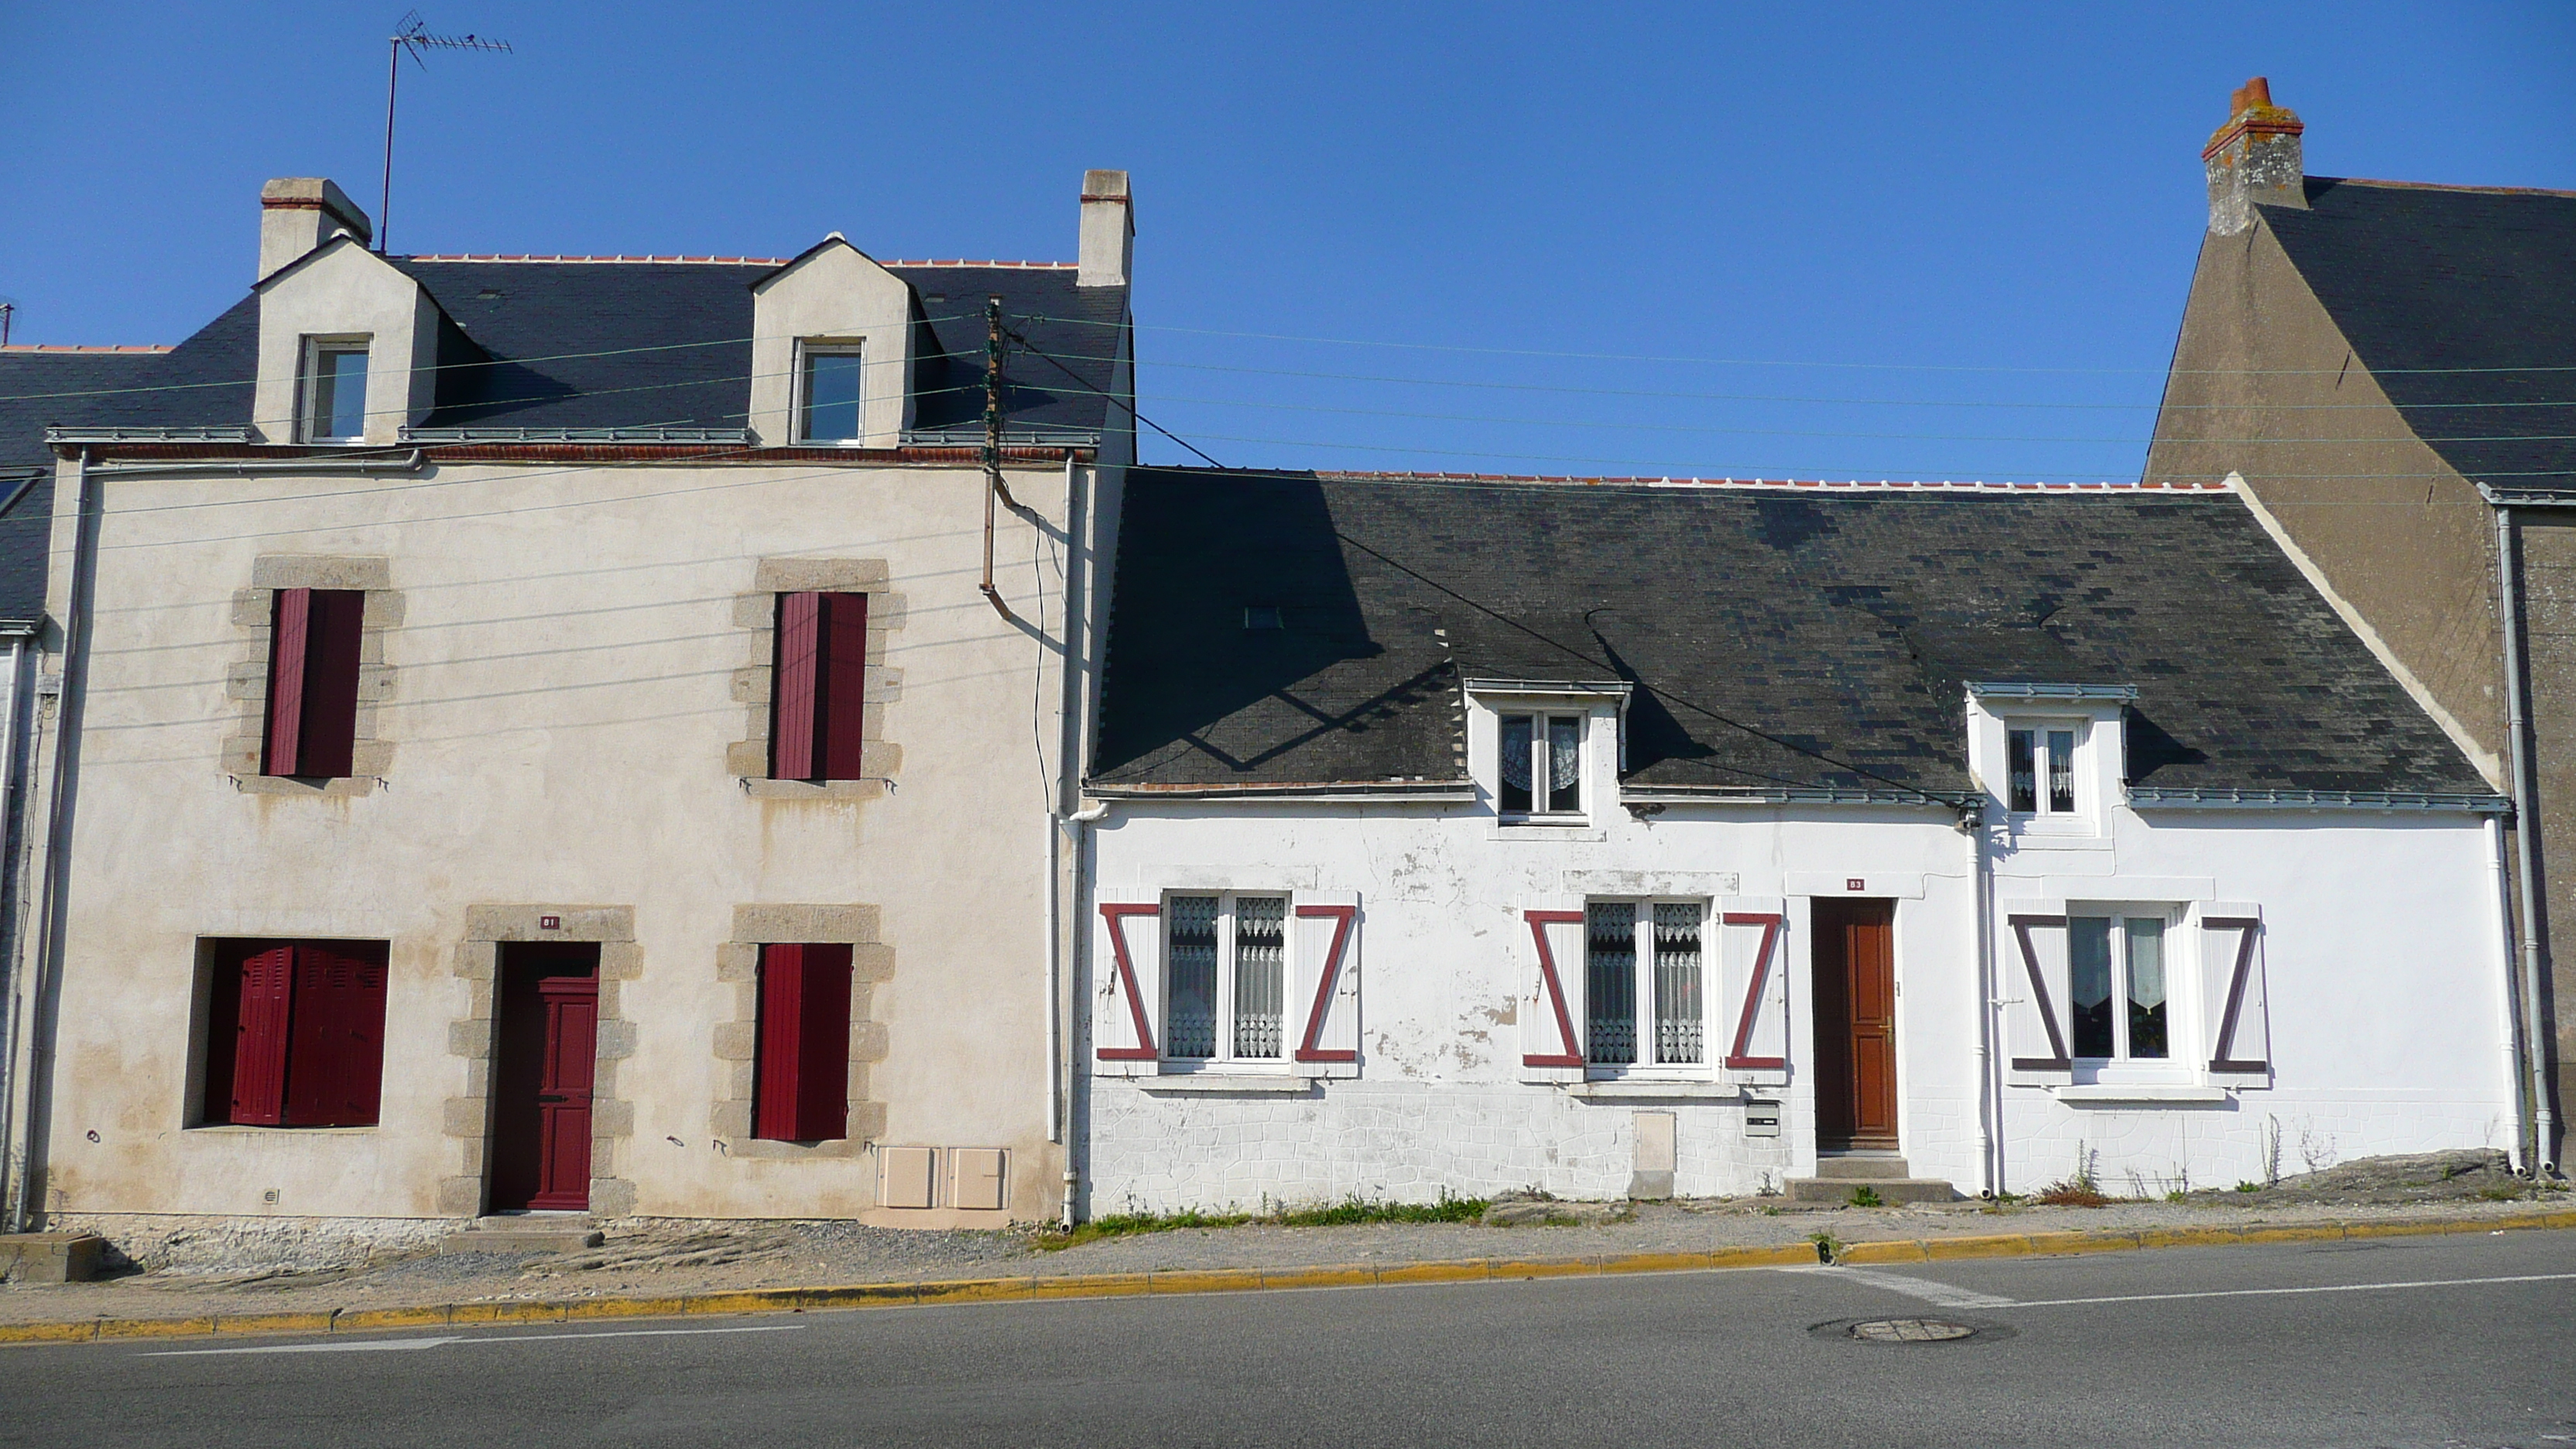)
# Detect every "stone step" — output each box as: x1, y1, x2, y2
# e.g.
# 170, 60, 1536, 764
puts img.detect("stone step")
0, 1232, 105, 1283
442, 1221, 603, 1255
1785, 1177, 1957, 1205
1811, 1154, 1912, 1180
